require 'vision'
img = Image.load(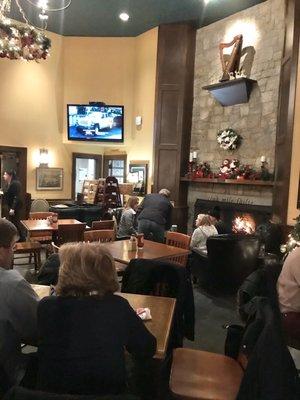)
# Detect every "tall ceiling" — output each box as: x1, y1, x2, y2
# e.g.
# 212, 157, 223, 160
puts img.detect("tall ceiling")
8, 0, 267, 37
